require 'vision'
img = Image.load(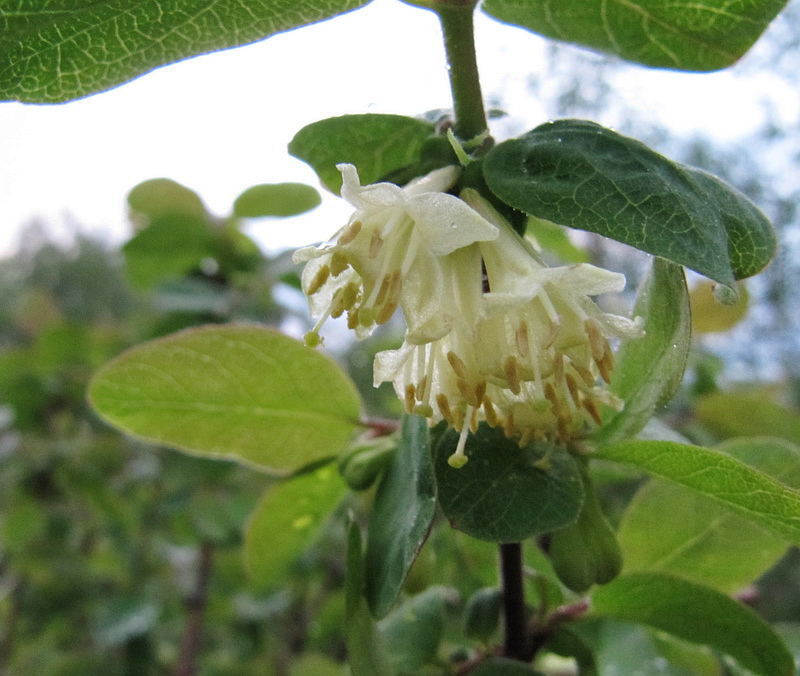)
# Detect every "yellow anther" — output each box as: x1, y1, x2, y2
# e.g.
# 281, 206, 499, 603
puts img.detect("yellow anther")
516, 322, 530, 358
337, 219, 362, 245
330, 251, 349, 277
306, 264, 330, 295
584, 319, 606, 362
583, 398, 603, 425
483, 396, 498, 427
369, 229, 384, 258
504, 356, 521, 395
436, 393, 454, 425
565, 373, 581, 406
404, 384, 416, 413
447, 351, 469, 380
